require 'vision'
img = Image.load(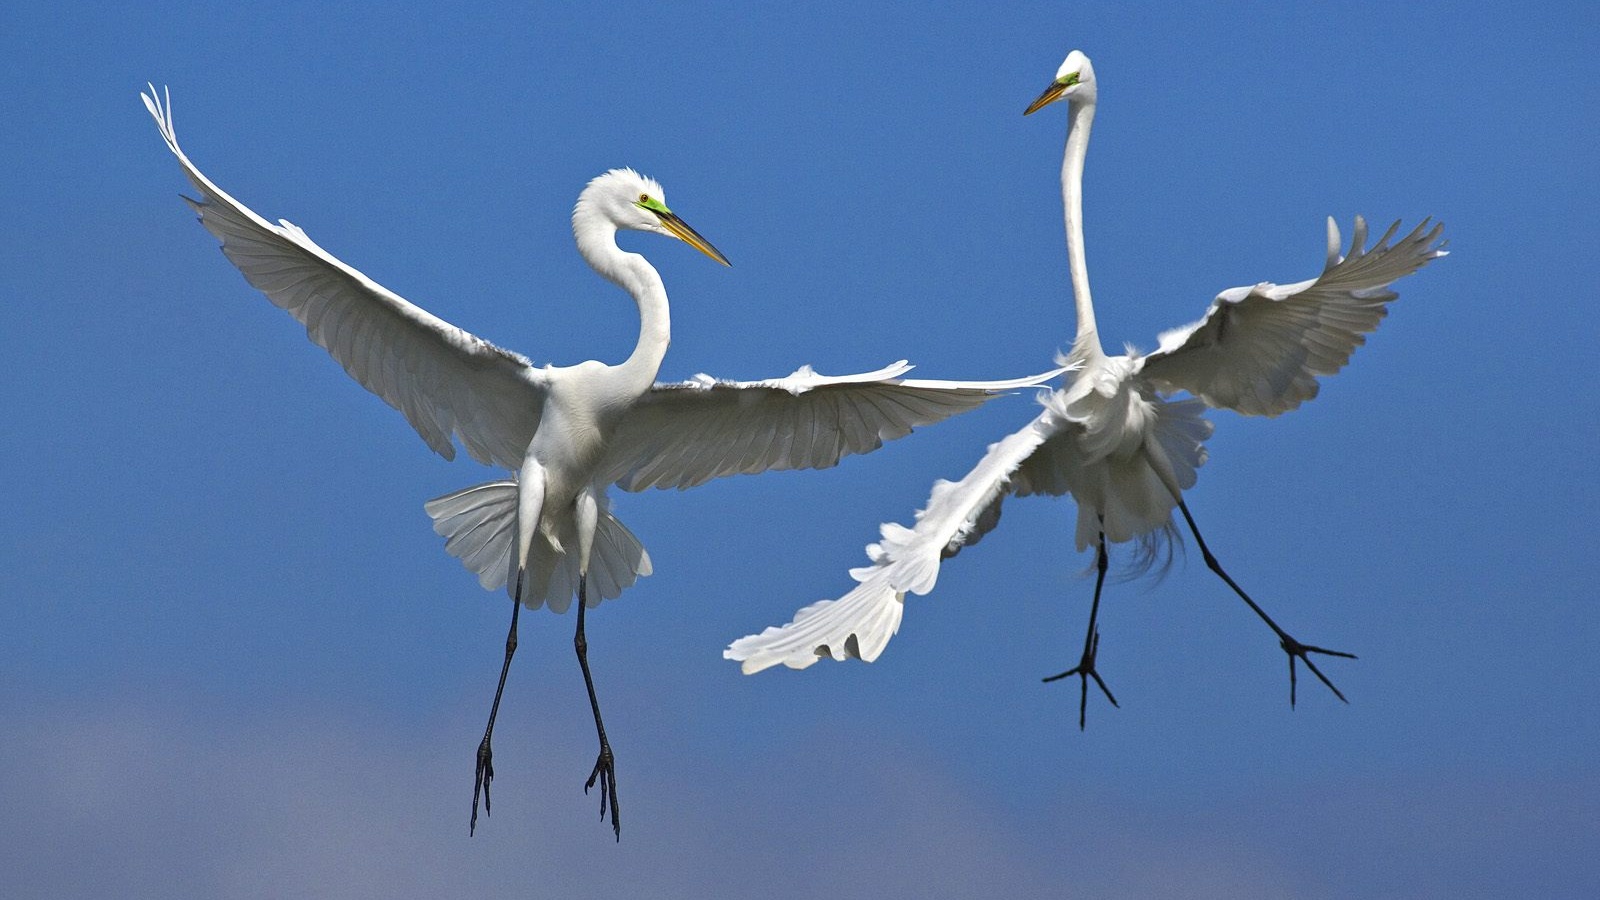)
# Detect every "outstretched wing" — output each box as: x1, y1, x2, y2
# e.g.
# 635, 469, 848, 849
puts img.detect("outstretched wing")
724, 405, 1065, 674
1139, 217, 1445, 417
143, 86, 546, 468
868, 407, 1062, 594
725, 567, 906, 674
602, 361, 1066, 492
